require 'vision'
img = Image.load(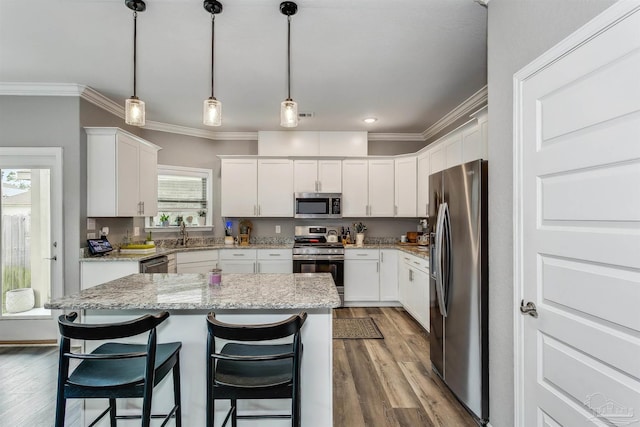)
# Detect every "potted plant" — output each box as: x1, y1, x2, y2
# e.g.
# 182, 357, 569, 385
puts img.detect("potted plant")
353, 222, 367, 247
198, 210, 206, 225
175, 215, 184, 226
186, 215, 193, 226
159, 213, 170, 227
